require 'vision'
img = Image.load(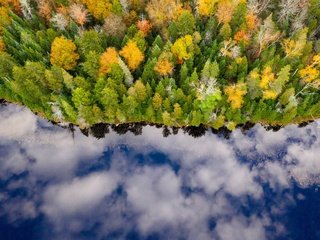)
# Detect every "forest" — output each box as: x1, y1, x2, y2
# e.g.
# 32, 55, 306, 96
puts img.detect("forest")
0, 0, 320, 130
